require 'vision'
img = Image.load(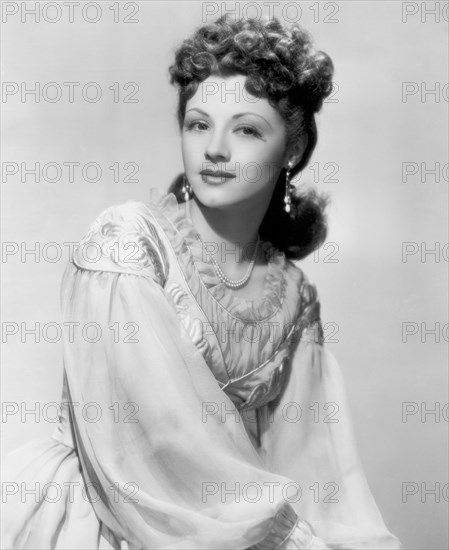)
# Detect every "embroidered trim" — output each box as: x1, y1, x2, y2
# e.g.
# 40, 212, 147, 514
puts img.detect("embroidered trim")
73, 203, 169, 285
